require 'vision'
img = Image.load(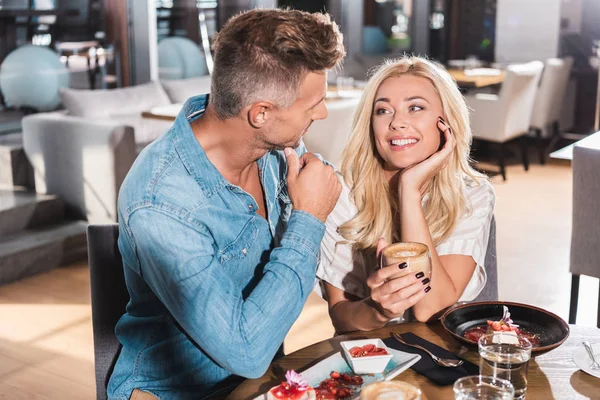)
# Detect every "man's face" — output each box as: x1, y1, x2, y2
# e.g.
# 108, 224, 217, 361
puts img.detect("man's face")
261, 71, 328, 149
